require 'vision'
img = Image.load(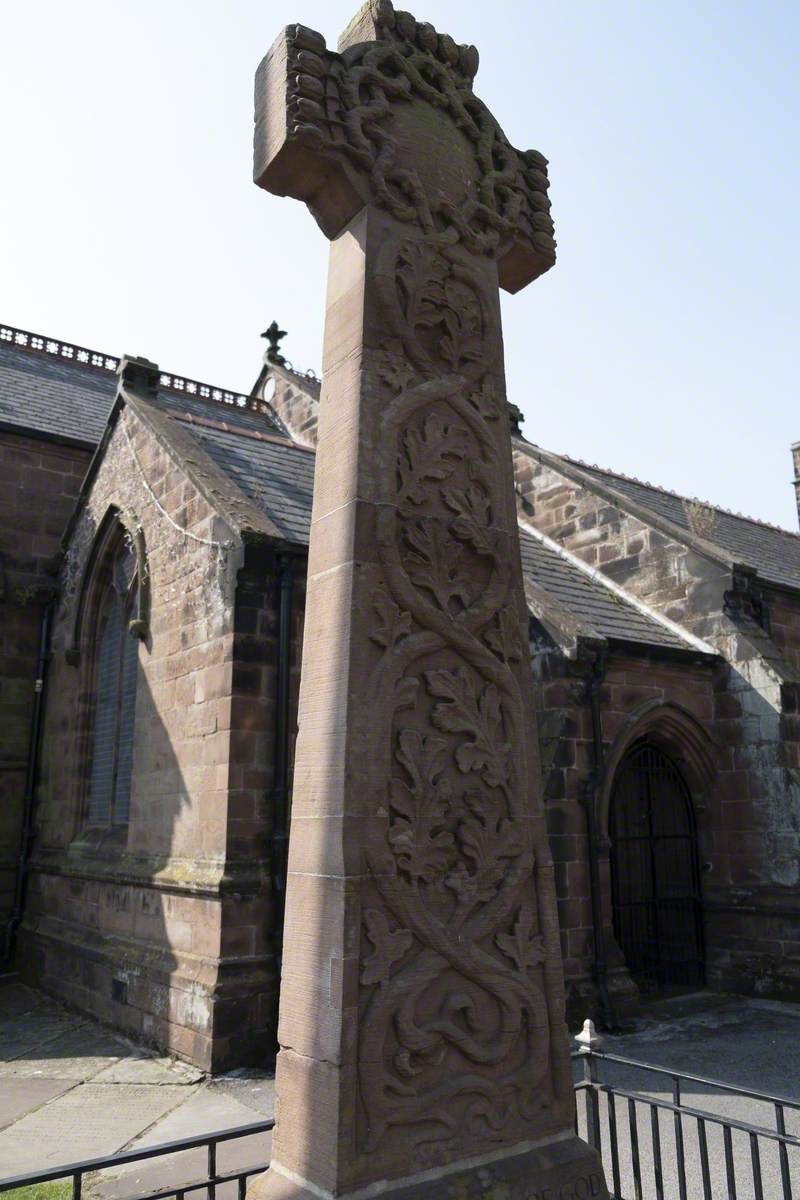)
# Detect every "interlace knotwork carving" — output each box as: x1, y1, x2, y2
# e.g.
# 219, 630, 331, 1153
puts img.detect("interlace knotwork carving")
358, 233, 554, 1159
282, 5, 555, 261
